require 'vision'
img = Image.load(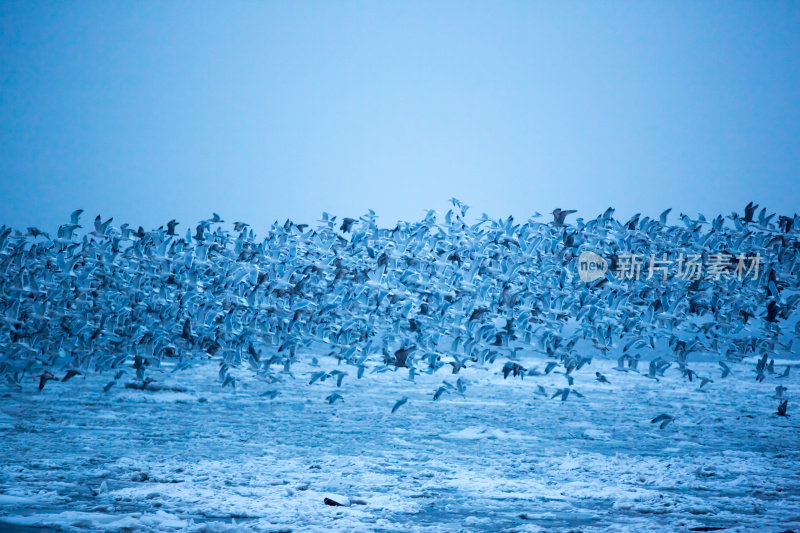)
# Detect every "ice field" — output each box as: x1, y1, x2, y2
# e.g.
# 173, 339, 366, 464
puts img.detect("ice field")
1, 354, 798, 532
